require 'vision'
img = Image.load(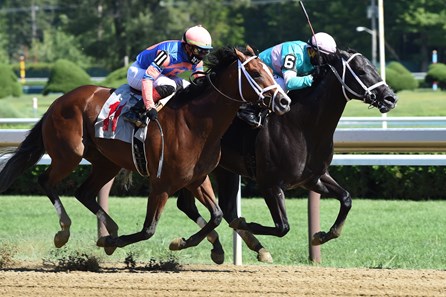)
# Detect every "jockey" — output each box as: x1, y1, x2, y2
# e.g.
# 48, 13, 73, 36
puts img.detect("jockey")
123, 25, 213, 128
238, 32, 337, 128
